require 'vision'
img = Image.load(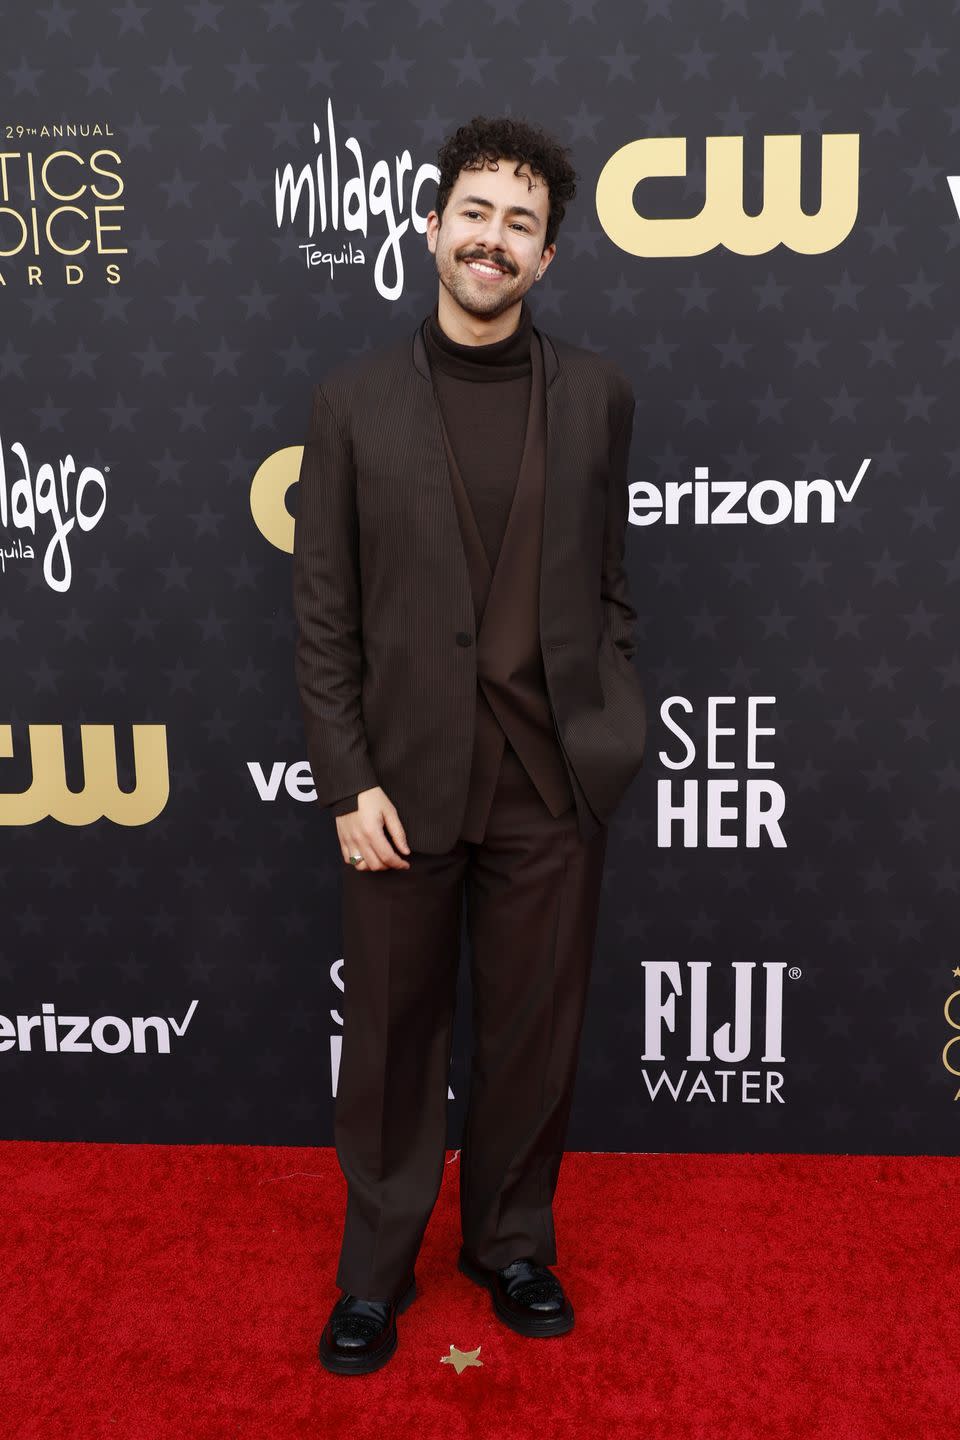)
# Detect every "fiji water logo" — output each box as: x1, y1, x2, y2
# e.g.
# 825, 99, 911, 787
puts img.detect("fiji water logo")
640, 960, 799, 1104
